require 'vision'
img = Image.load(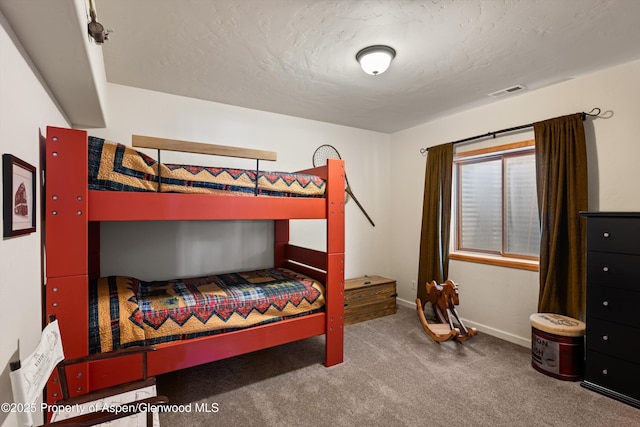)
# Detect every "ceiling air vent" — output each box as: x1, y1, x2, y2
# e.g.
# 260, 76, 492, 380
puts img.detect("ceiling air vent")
488, 84, 527, 98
